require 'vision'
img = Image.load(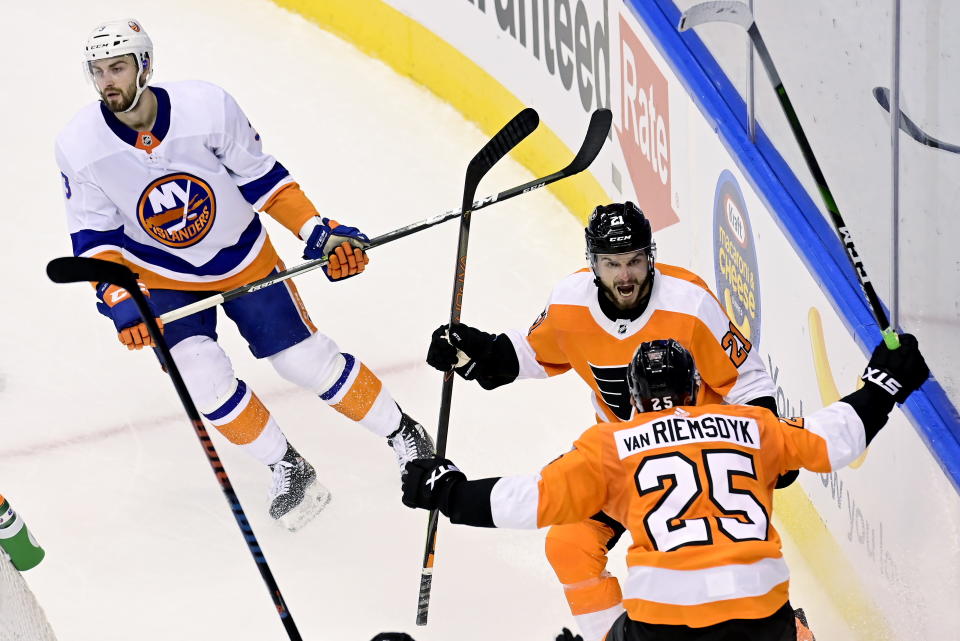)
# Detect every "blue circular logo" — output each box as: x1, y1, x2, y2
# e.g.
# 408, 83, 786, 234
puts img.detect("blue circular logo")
713, 170, 761, 347
137, 173, 216, 248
